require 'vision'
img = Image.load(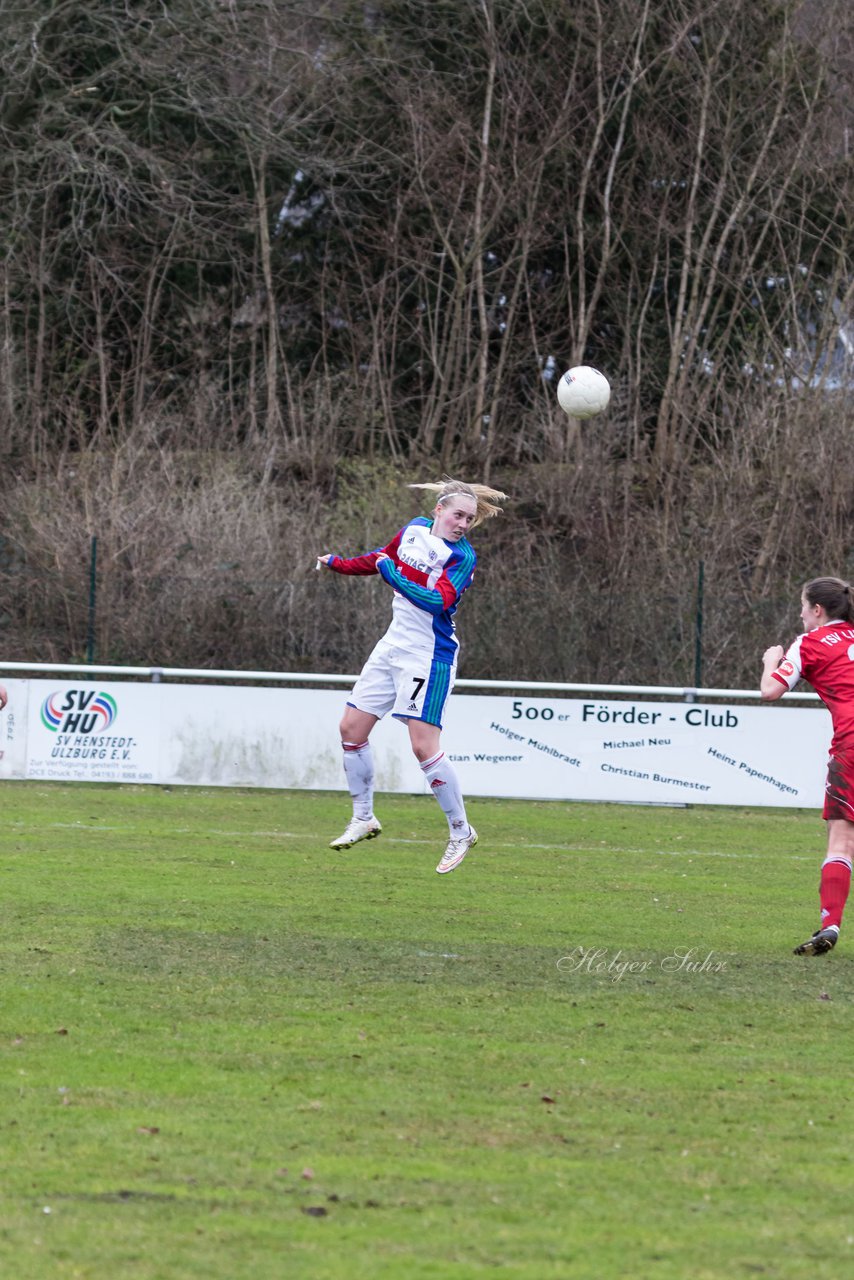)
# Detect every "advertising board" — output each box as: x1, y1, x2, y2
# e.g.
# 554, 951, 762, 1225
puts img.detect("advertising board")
0, 680, 831, 808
